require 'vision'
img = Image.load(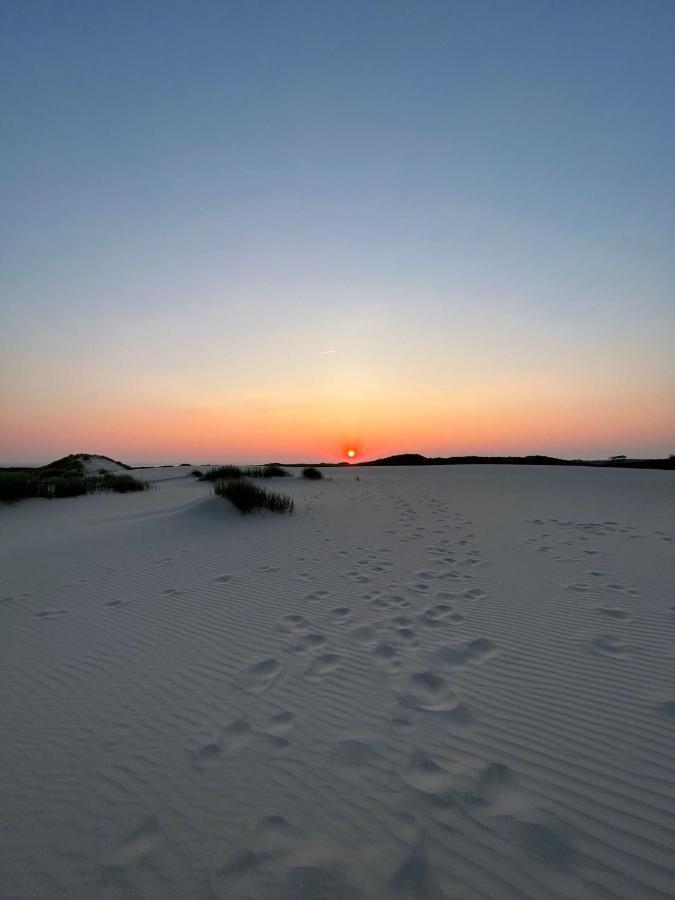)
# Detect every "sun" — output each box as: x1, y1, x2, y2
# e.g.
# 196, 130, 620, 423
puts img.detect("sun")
346, 449, 356, 459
